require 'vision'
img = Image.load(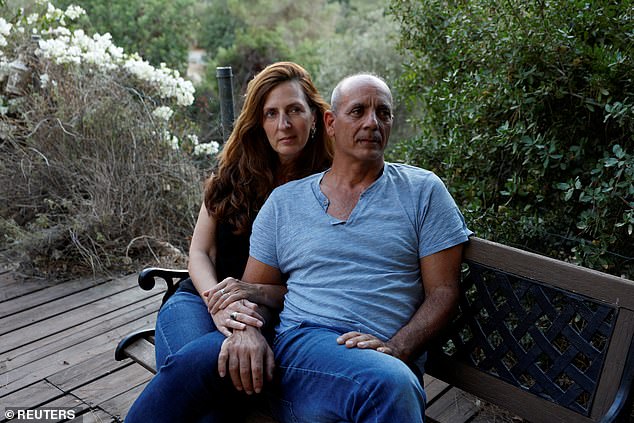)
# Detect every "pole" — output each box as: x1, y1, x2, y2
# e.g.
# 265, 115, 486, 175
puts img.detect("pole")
216, 66, 235, 143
